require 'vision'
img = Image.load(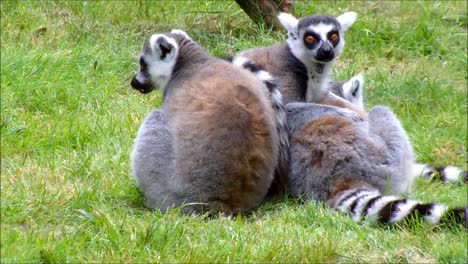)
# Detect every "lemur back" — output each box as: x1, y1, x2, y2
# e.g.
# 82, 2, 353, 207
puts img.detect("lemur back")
287, 101, 466, 227
130, 30, 278, 214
